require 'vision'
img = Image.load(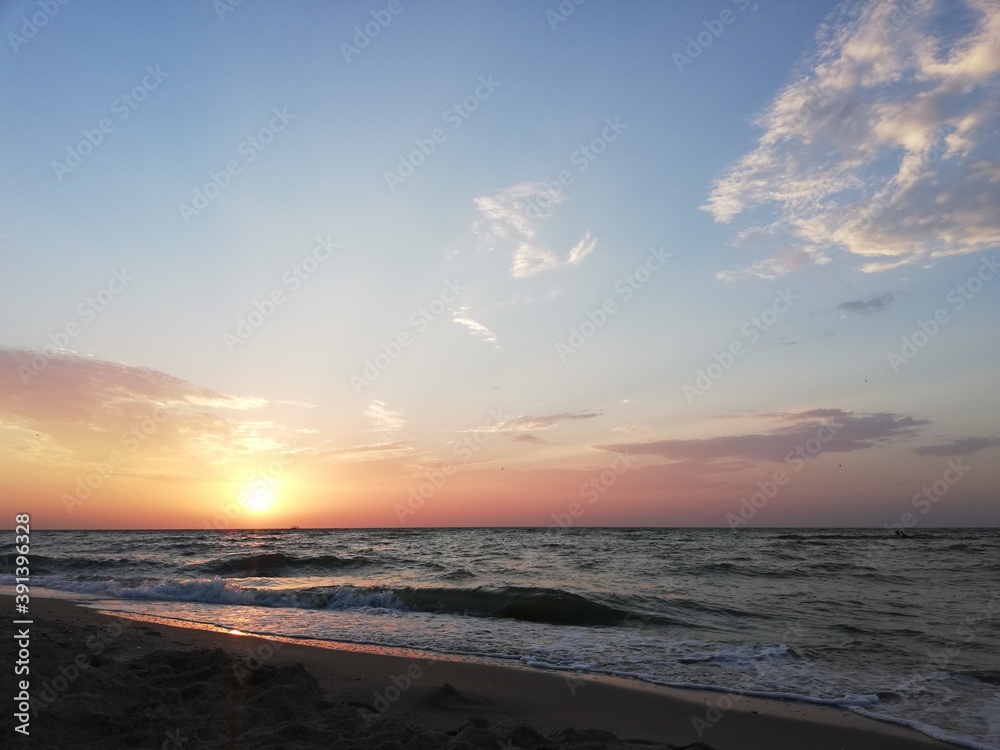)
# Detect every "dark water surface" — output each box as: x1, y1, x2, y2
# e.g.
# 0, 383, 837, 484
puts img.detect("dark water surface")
5, 527, 998, 748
